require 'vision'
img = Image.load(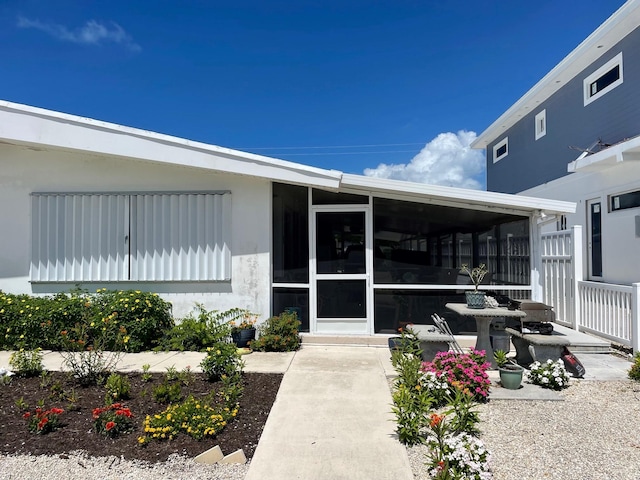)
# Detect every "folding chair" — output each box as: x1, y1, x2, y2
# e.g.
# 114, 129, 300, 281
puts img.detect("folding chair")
431, 313, 465, 354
